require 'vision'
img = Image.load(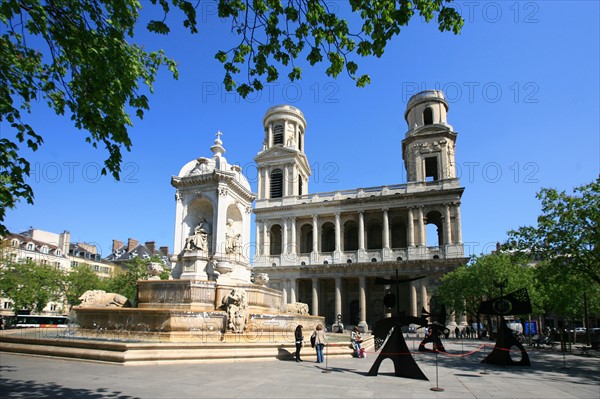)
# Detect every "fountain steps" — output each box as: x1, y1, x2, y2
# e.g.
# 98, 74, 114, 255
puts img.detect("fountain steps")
0, 333, 374, 365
